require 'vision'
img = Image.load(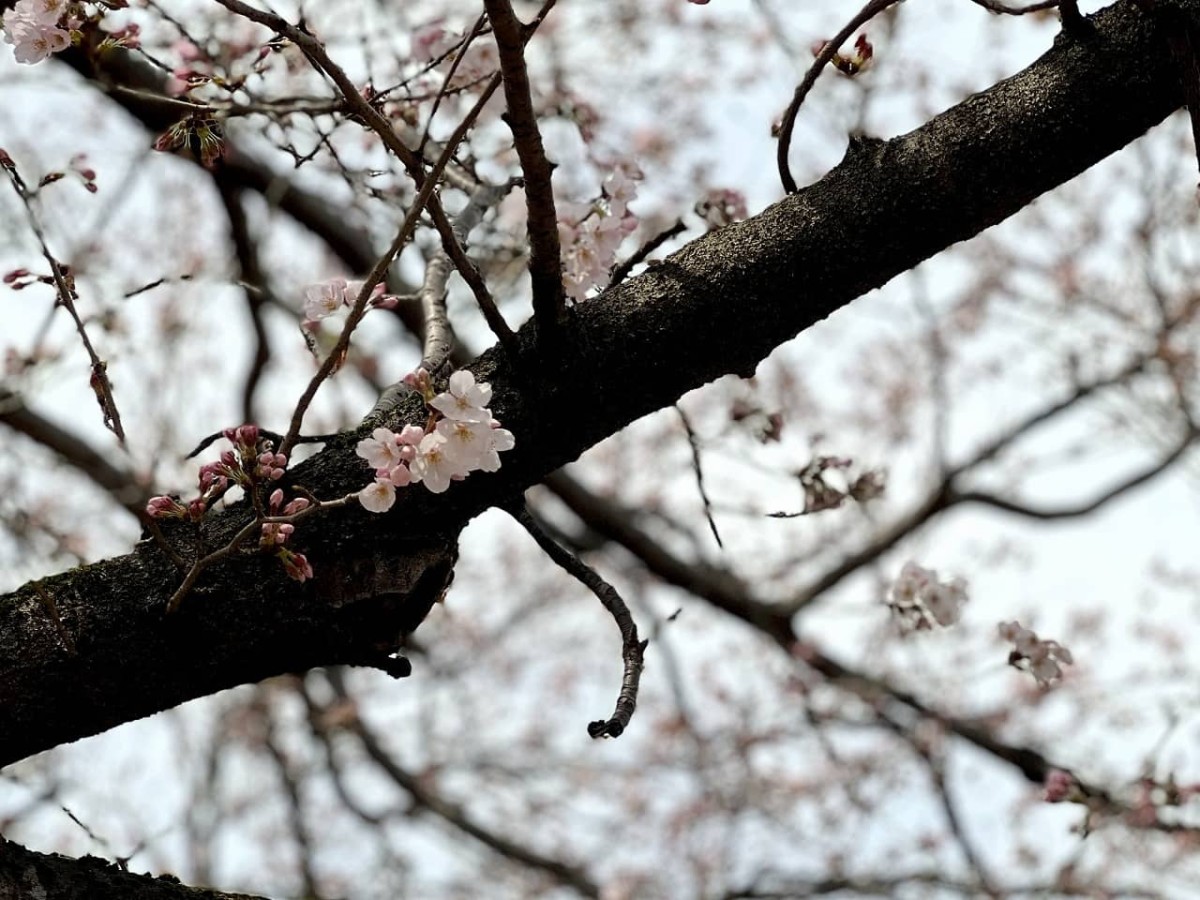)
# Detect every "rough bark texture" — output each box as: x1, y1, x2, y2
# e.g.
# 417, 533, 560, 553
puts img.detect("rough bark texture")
0, 838, 267, 900
0, 0, 1193, 892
